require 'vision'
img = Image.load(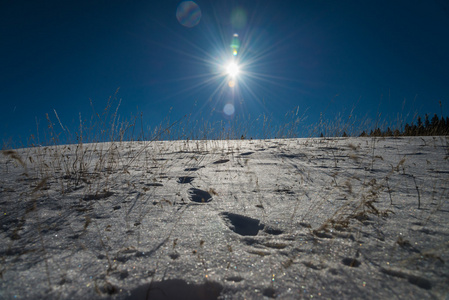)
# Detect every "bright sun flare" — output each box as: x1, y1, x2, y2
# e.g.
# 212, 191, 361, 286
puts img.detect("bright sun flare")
226, 62, 240, 77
